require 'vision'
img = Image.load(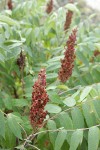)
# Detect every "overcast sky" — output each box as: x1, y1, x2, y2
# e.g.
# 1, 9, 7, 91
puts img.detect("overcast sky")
84, 0, 100, 11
